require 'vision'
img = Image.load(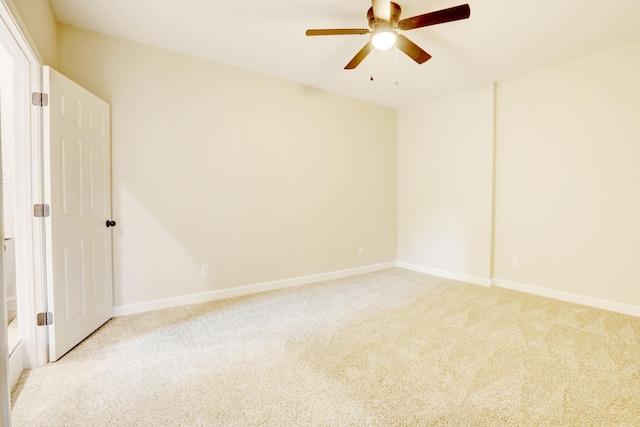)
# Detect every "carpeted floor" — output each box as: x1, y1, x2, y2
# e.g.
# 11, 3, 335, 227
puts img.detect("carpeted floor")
11, 268, 640, 426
